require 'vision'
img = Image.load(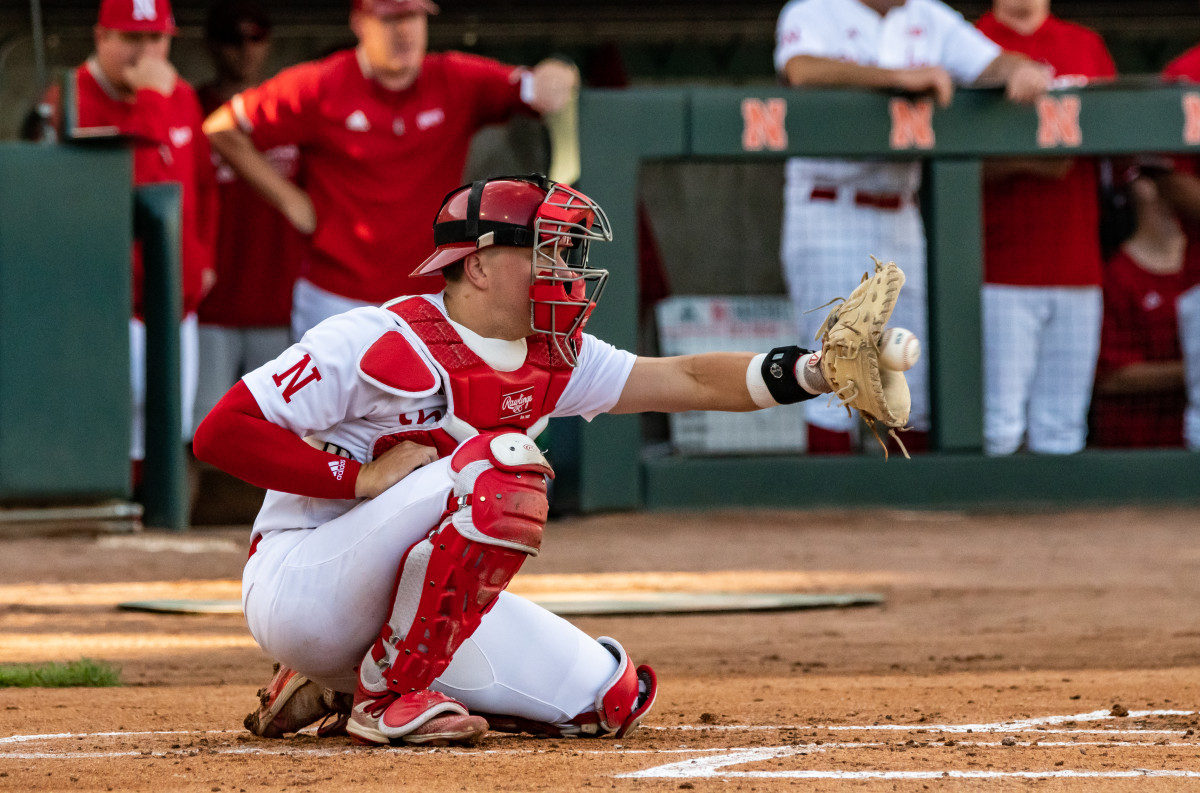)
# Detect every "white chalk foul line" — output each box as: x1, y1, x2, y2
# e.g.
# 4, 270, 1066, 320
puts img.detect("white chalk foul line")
648, 708, 1198, 735
618, 745, 1200, 780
